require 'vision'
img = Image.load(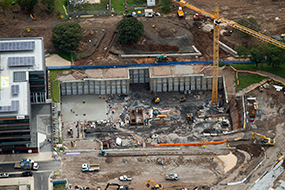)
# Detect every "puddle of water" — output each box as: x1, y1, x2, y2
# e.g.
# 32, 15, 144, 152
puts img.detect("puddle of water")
217, 152, 237, 174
